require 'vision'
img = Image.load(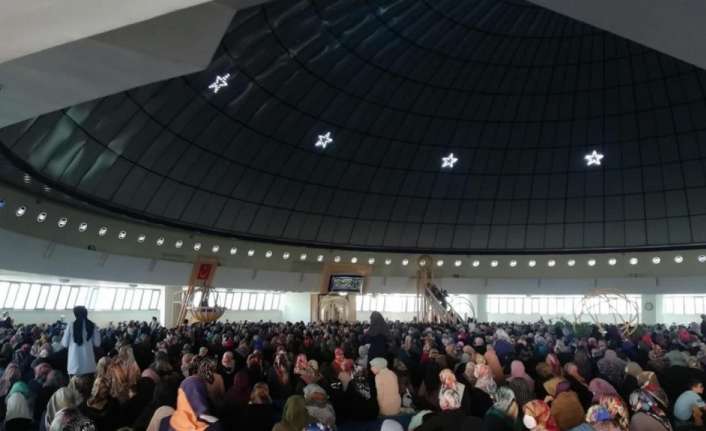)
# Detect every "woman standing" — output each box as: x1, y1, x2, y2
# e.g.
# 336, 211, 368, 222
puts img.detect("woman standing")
61, 306, 100, 376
